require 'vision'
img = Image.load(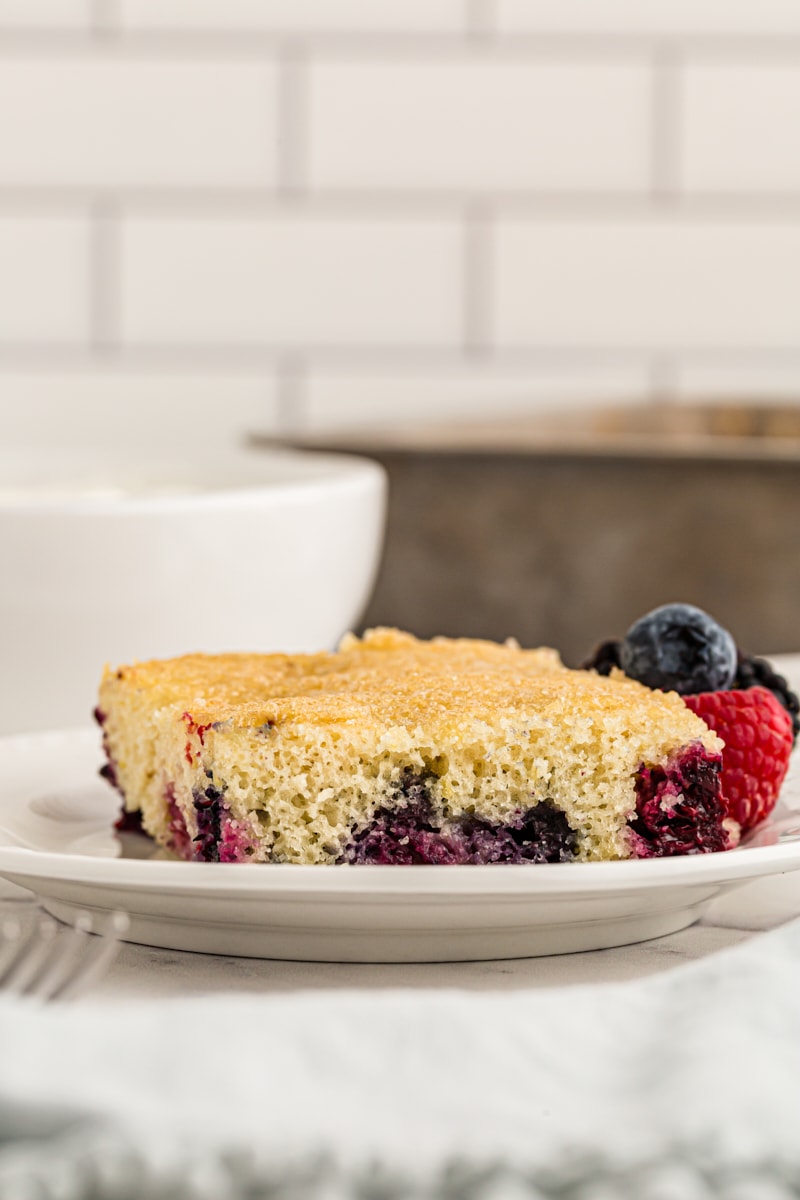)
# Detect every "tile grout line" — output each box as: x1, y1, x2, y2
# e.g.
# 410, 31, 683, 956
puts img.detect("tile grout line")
651, 44, 683, 203
5, 30, 800, 55
465, 0, 496, 37
648, 355, 680, 404
462, 205, 494, 356
4, 346, 800, 369
277, 40, 309, 196
7, 189, 800, 218
89, 198, 122, 355
90, 0, 121, 36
